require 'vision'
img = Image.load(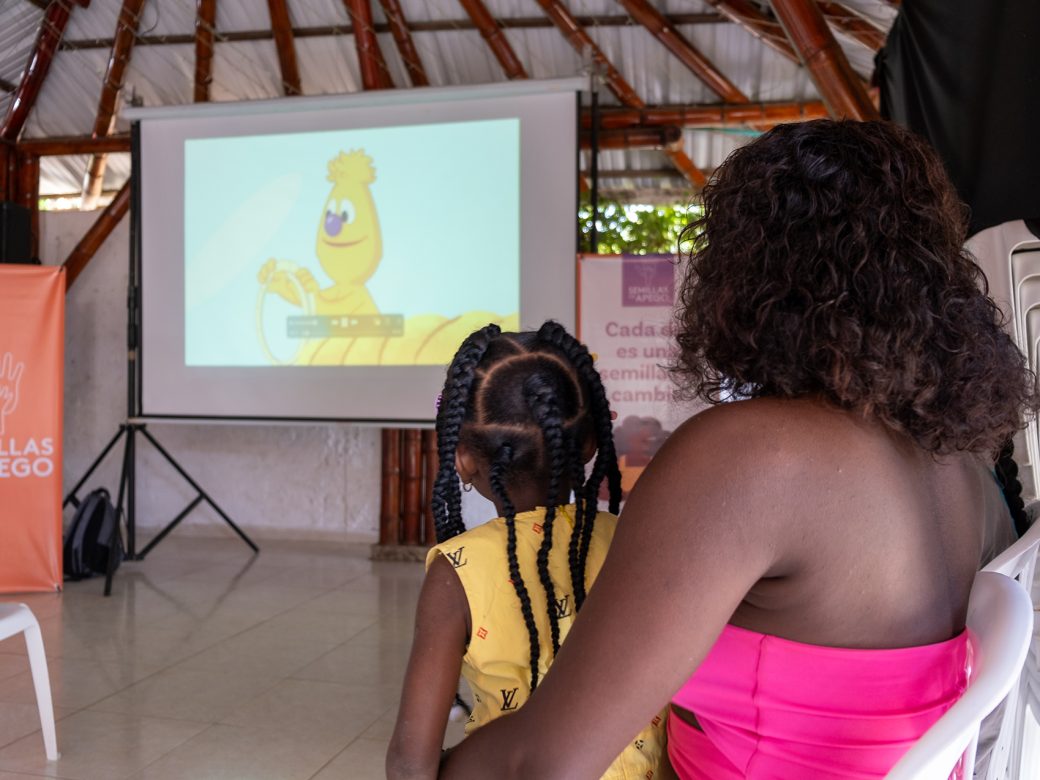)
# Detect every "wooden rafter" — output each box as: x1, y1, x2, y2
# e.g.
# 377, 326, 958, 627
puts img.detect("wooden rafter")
58, 13, 728, 51
64, 180, 131, 290
582, 126, 682, 150
343, 0, 392, 89
194, 0, 217, 102
15, 153, 40, 258
591, 99, 829, 130
266, 0, 302, 95
458, 0, 528, 80
377, 0, 428, 87
534, 0, 706, 187
1, 0, 84, 143
769, 0, 878, 120
701, 0, 799, 63
818, 2, 886, 51
82, 0, 145, 209
618, 0, 748, 104
16, 100, 831, 158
